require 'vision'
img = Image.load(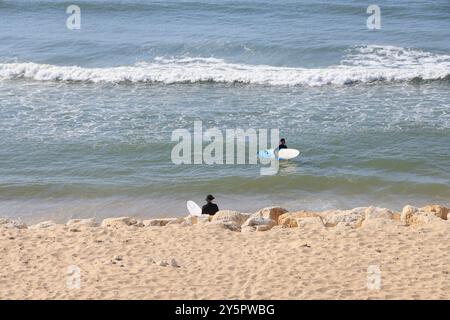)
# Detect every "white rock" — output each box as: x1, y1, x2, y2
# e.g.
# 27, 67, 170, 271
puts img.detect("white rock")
242, 216, 277, 230
204, 221, 241, 232
30, 220, 57, 229
364, 207, 395, 220
143, 219, 161, 226
256, 225, 272, 232
321, 208, 366, 228
143, 218, 174, 227
166, 218, 185, 225
296, 217, 324, 229
361, 207, 397, 227
182, 215, 198, 226
66, 218, 98, 227
0, 218, 27, 229
211, 210, 249, 226
241, 226, 256, 233
252, 206, 288, 222
223, 221, 241, 231
101, 217, 139, 228
271, 225, 287, 230
197, 214, 211, 224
